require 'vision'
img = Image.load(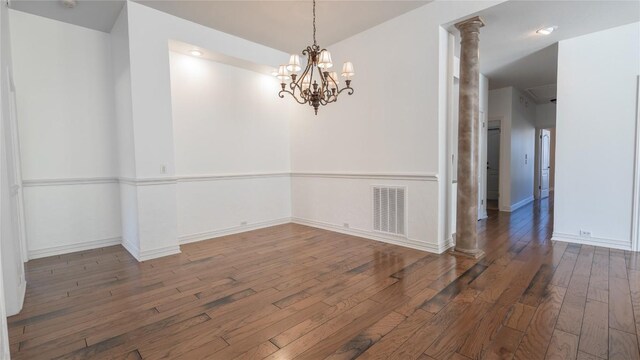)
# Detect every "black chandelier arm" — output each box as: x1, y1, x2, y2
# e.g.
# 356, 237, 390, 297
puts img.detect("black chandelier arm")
336, 85, 354, 96
278, 89, 308, 105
